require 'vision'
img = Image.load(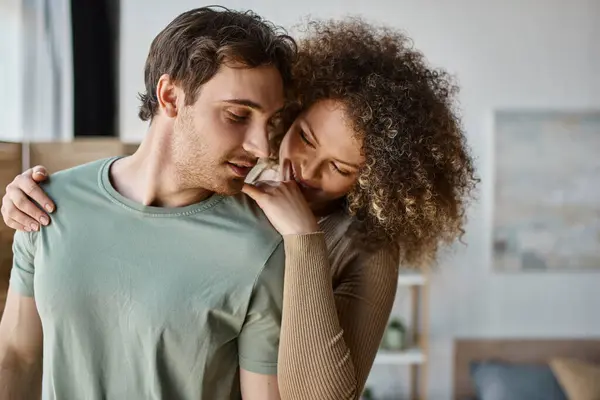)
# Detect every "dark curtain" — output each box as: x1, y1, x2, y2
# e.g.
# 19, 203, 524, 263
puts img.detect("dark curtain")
71, 0, 119, 137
